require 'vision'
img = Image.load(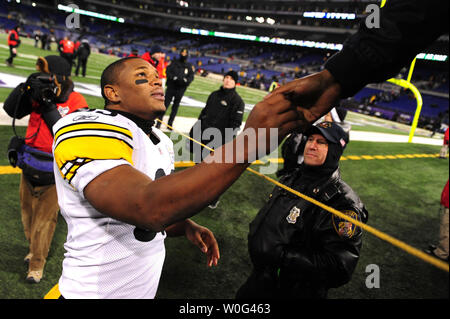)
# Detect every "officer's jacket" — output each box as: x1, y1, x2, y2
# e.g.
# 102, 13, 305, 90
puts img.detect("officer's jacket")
248, 168, 368, 298
166, 59, 194, 88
